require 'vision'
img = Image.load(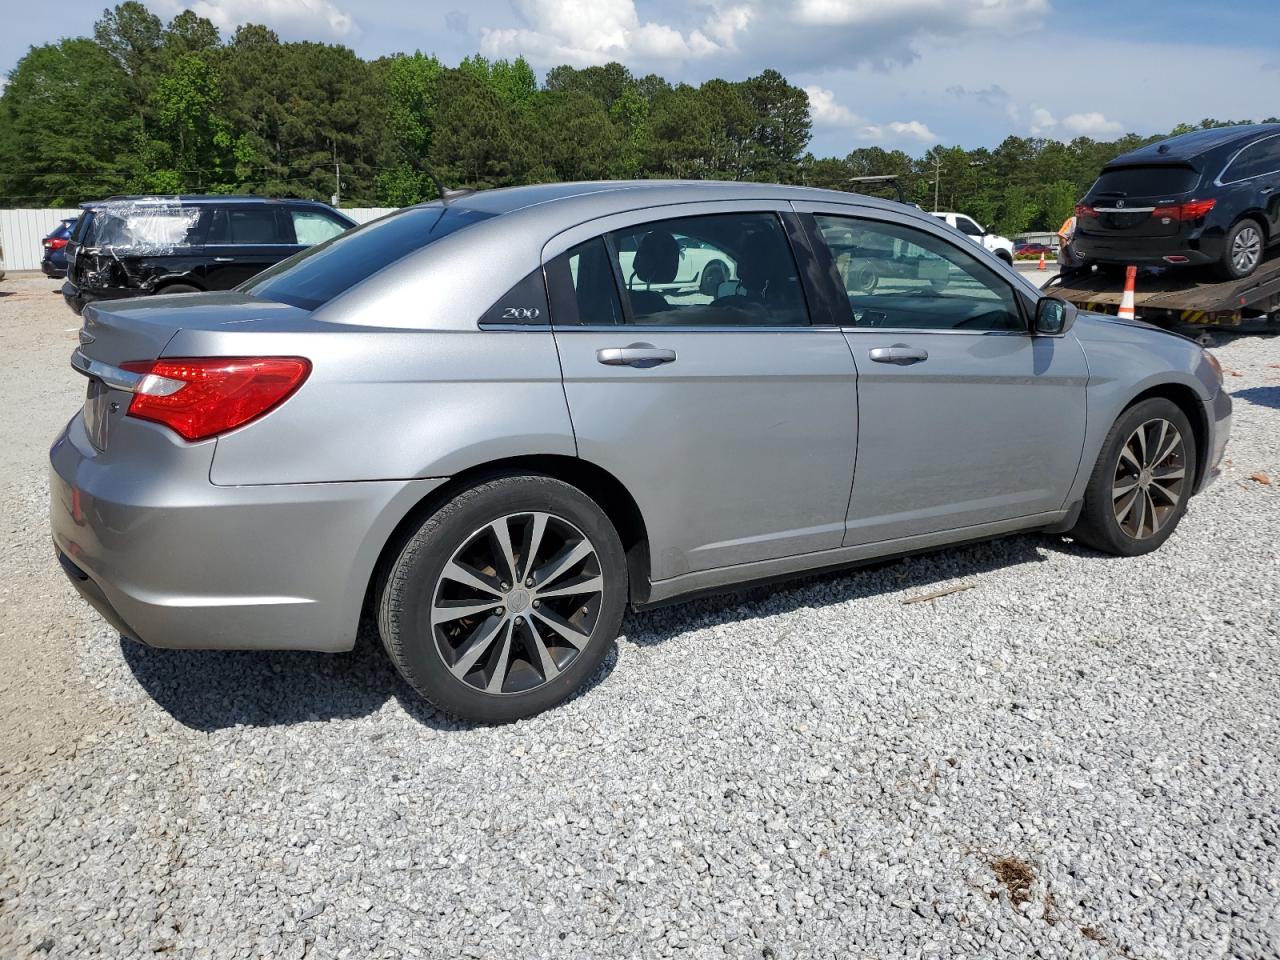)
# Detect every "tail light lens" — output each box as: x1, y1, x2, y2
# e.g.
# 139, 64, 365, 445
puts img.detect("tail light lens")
120, 357, 311, 441
1075, 203, 1098, 219
44, 237, 68, 251
1152, 198, 1216, 222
